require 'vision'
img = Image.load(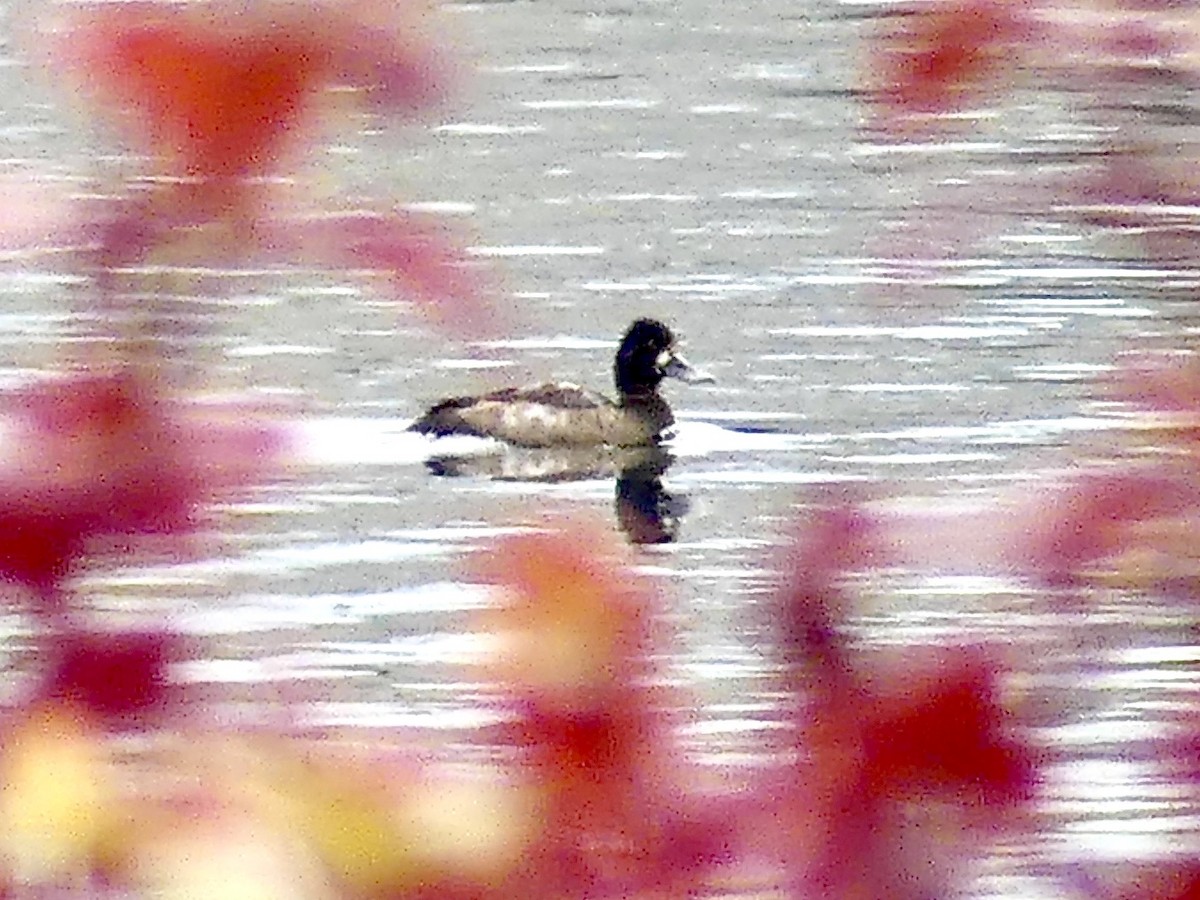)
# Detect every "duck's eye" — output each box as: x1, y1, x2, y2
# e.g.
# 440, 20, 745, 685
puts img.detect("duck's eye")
655, 348, 674, 370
